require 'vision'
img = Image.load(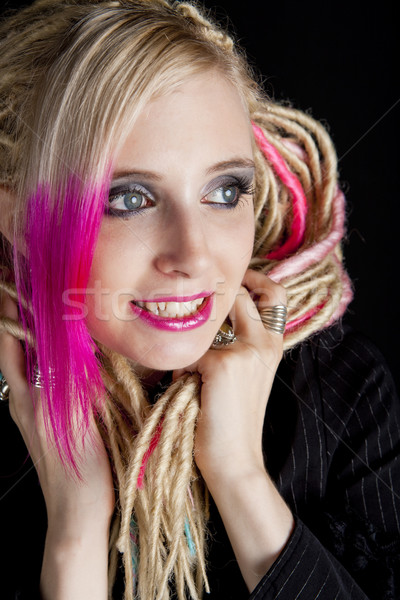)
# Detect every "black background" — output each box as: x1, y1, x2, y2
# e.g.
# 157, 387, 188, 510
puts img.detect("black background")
1, 0, 399, 389
201, 0, 400, 390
